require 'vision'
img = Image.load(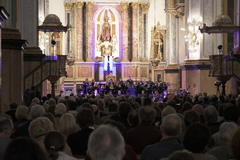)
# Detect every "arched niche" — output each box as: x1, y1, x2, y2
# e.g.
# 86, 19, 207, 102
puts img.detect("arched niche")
94, 7, 121, 58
